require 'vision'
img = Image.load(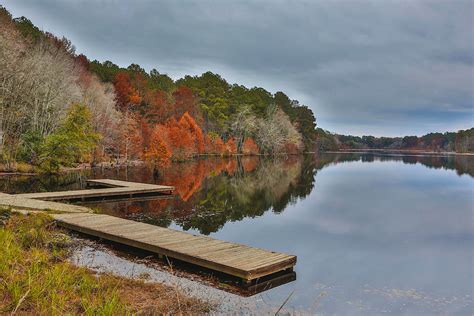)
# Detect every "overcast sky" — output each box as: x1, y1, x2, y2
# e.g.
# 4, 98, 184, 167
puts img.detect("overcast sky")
3, 0, 473, 136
